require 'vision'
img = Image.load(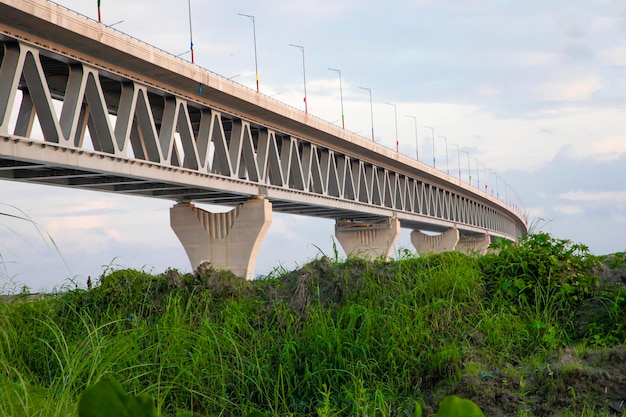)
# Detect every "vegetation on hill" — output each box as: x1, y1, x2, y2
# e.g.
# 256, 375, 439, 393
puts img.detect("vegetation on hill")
0, 233, 625, 416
